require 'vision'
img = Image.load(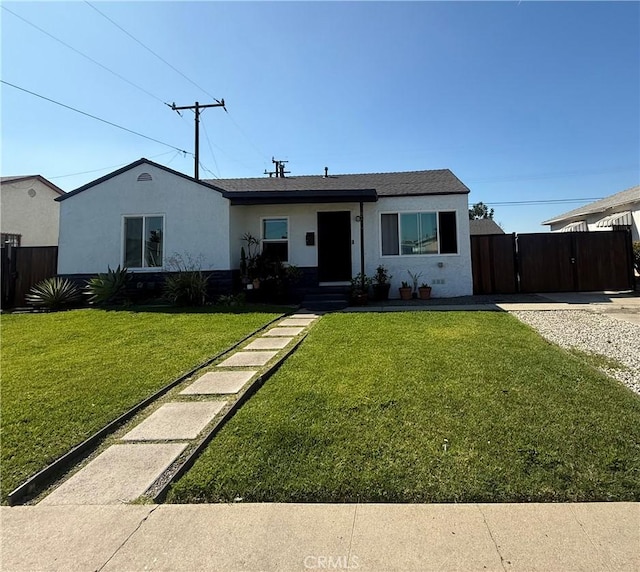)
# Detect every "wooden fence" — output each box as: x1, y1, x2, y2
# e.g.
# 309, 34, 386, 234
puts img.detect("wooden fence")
471, 231, 634, 295
1, 246, 59, 308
